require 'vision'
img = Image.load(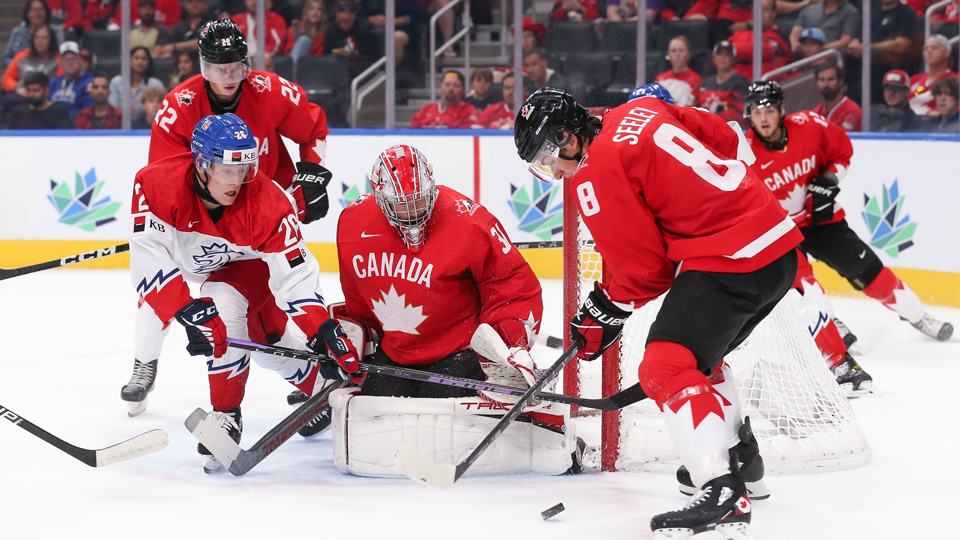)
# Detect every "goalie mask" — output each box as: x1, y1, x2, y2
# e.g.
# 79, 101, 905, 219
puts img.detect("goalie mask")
370, 145, 438, 253
514, 87, 590, 183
